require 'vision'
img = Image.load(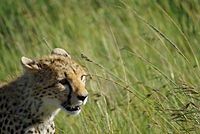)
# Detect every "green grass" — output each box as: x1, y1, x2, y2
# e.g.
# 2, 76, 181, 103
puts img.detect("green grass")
1, 0, 200, 133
